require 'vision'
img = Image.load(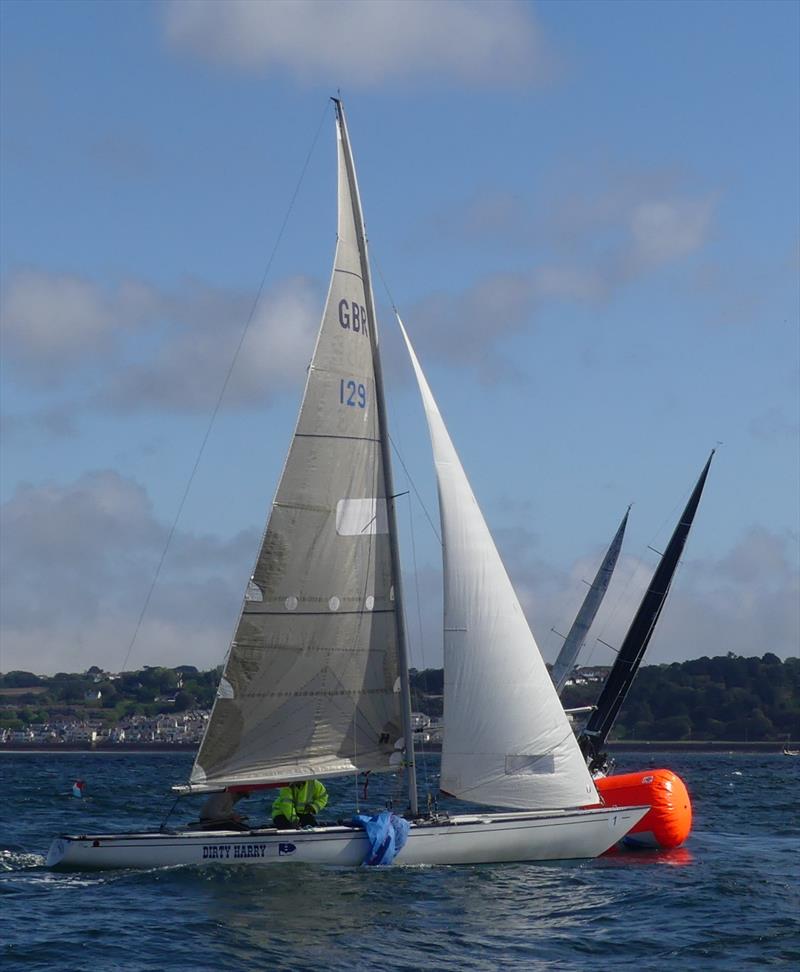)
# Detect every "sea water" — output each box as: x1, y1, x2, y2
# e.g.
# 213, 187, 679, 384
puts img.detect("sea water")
1, 752, 798, 971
